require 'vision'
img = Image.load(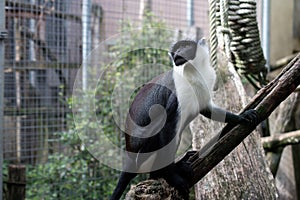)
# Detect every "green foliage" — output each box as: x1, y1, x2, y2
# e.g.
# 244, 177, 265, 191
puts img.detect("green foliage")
25, 134, 118, 200
20, 12, 172, 200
